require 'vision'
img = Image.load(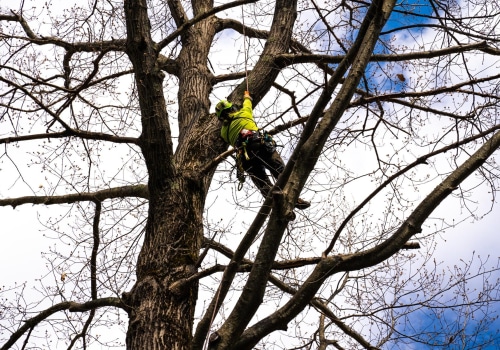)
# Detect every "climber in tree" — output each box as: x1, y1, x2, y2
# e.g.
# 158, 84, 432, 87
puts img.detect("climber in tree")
215, 91, 310, 210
